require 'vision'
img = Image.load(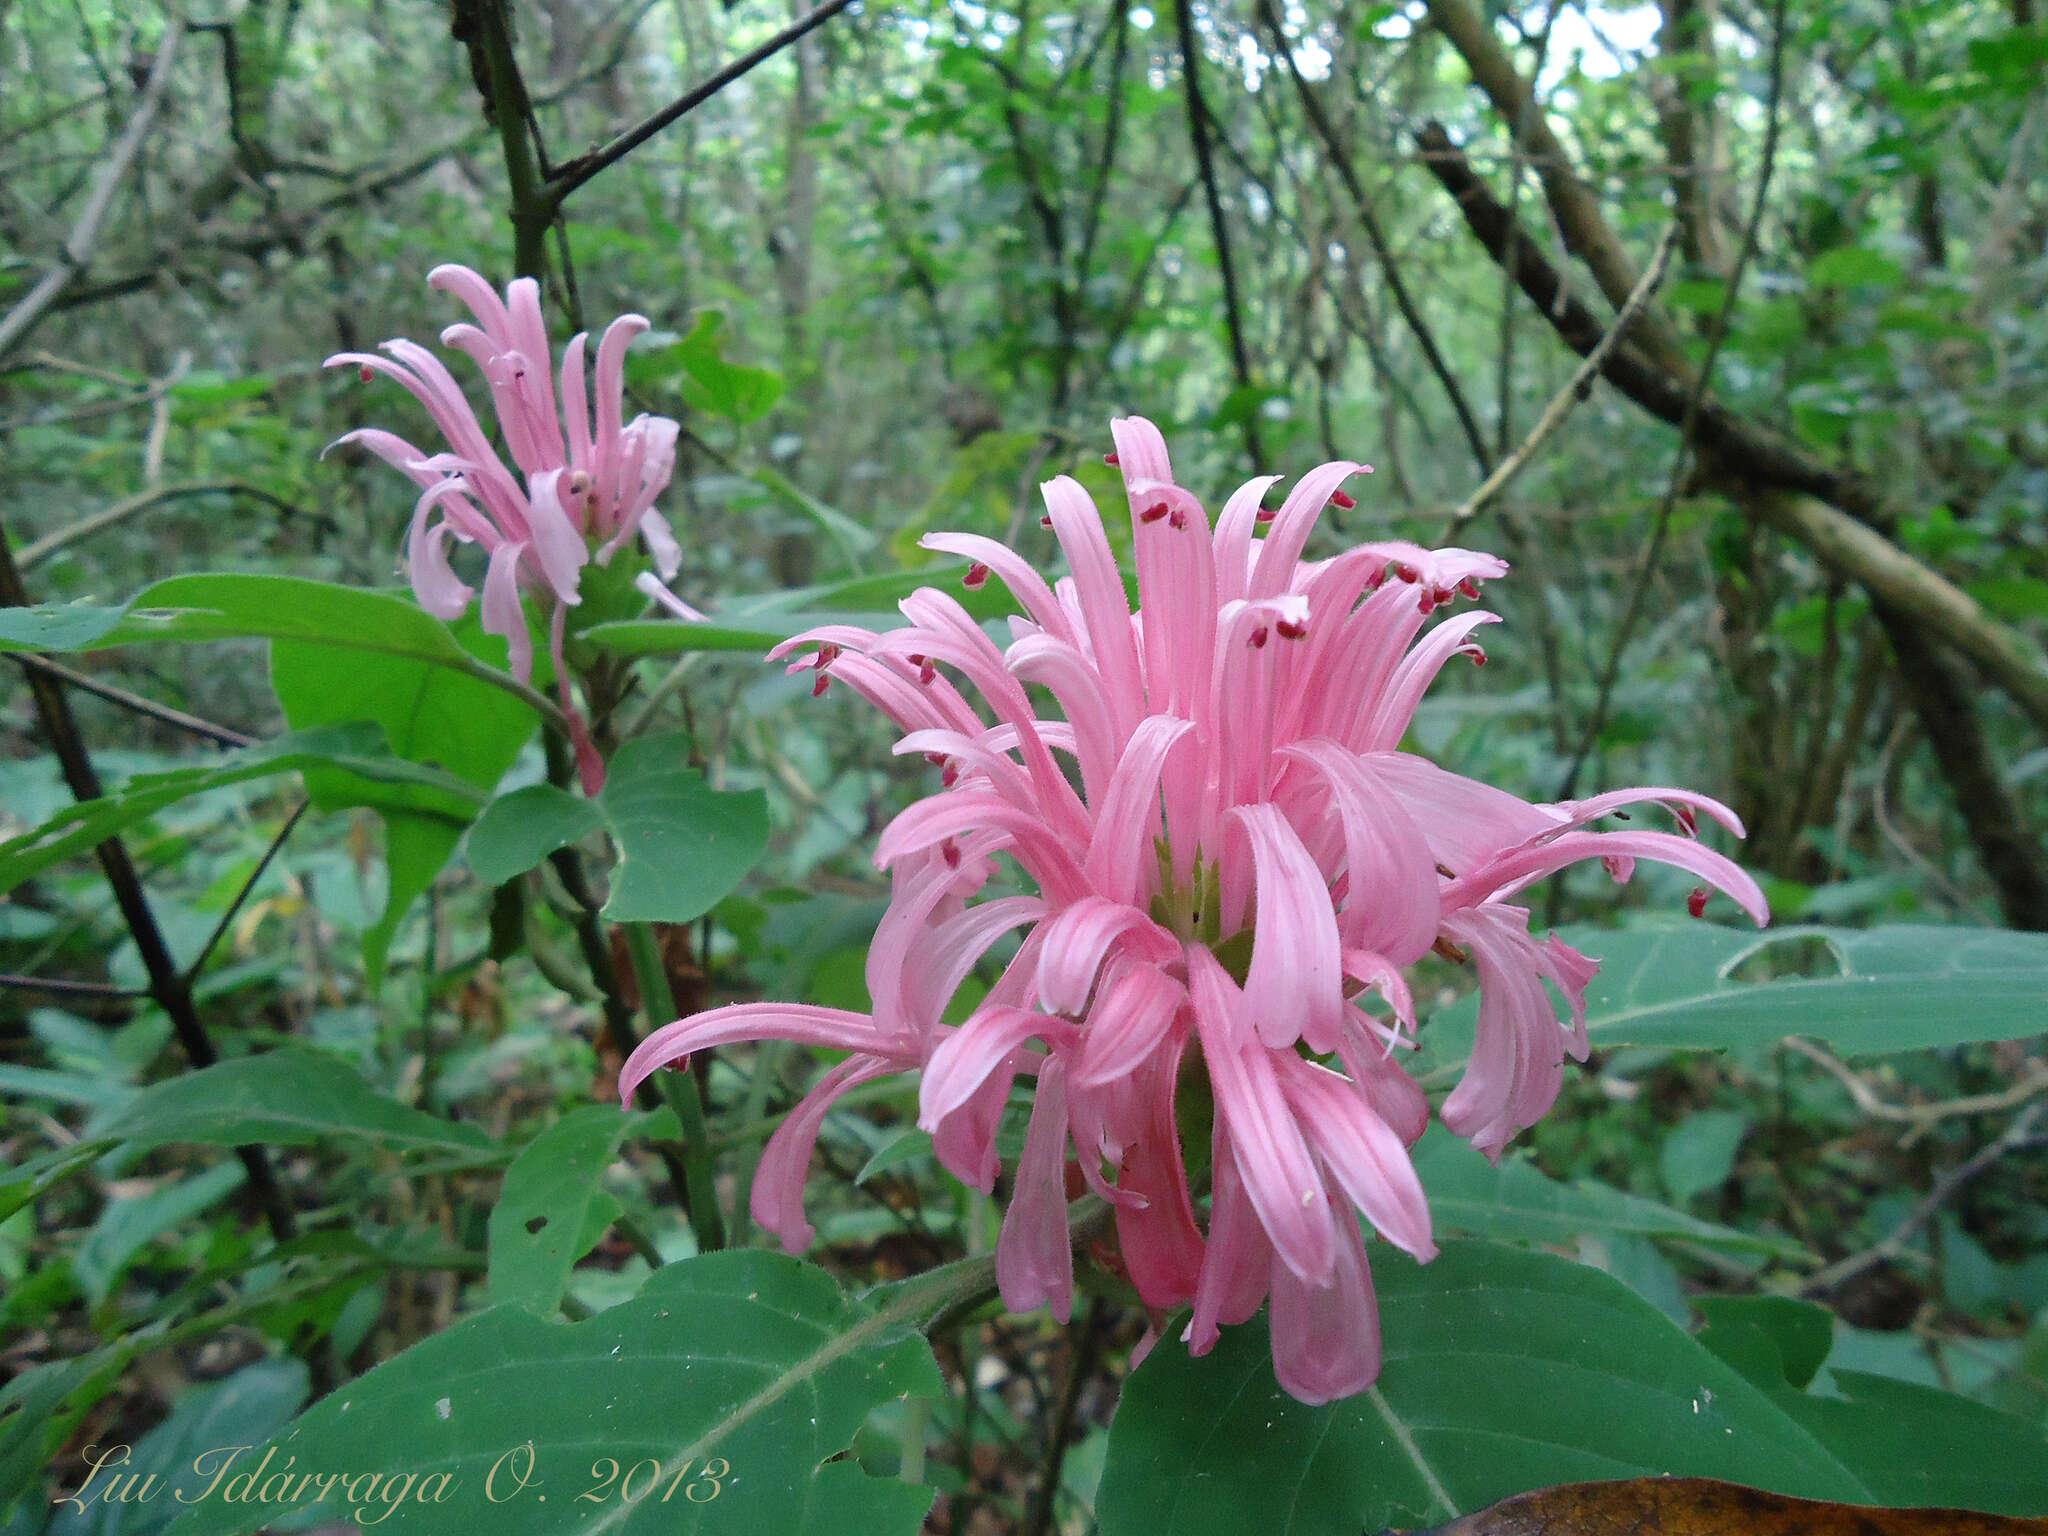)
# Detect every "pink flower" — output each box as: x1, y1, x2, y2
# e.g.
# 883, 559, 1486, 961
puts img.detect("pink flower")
326, 264, 691, 790
620, 416, 1765, 1404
